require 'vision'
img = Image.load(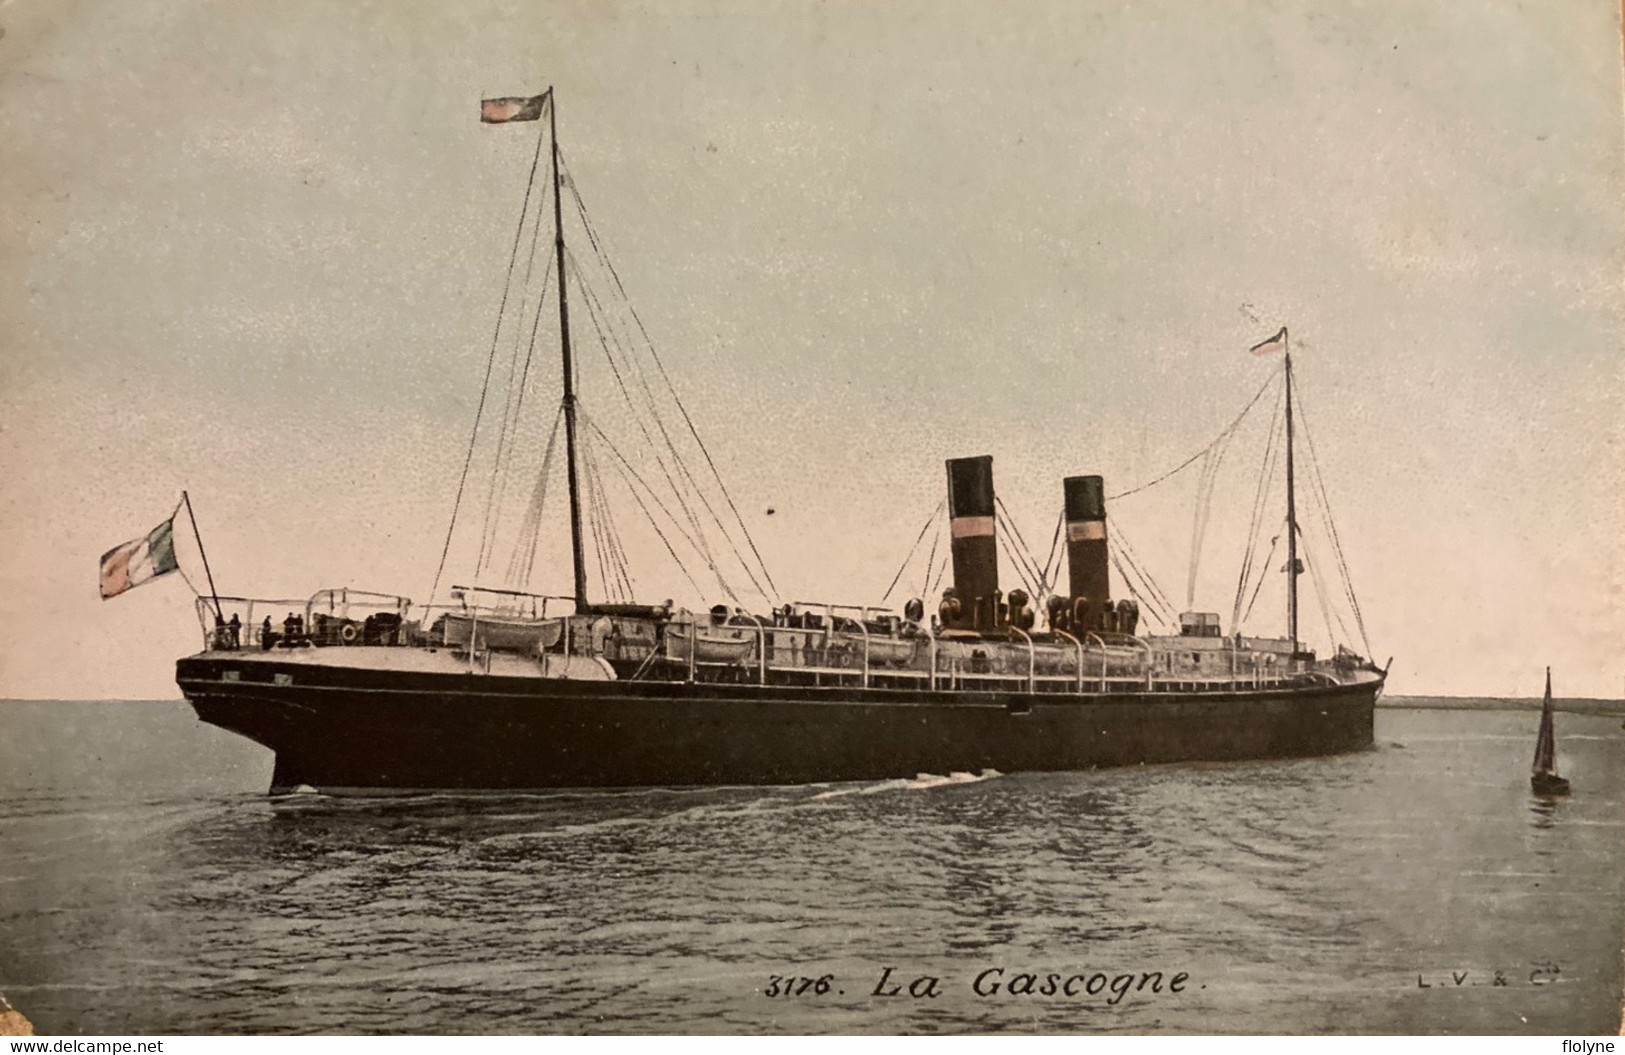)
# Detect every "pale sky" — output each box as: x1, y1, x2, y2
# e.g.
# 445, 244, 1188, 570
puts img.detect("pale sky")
1, 1, 1621, 699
